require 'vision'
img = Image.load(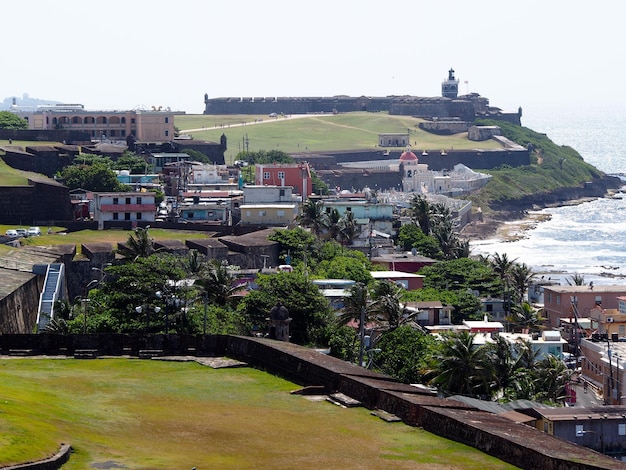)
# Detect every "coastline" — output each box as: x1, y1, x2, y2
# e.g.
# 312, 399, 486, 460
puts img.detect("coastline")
462, 174, 623, 243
